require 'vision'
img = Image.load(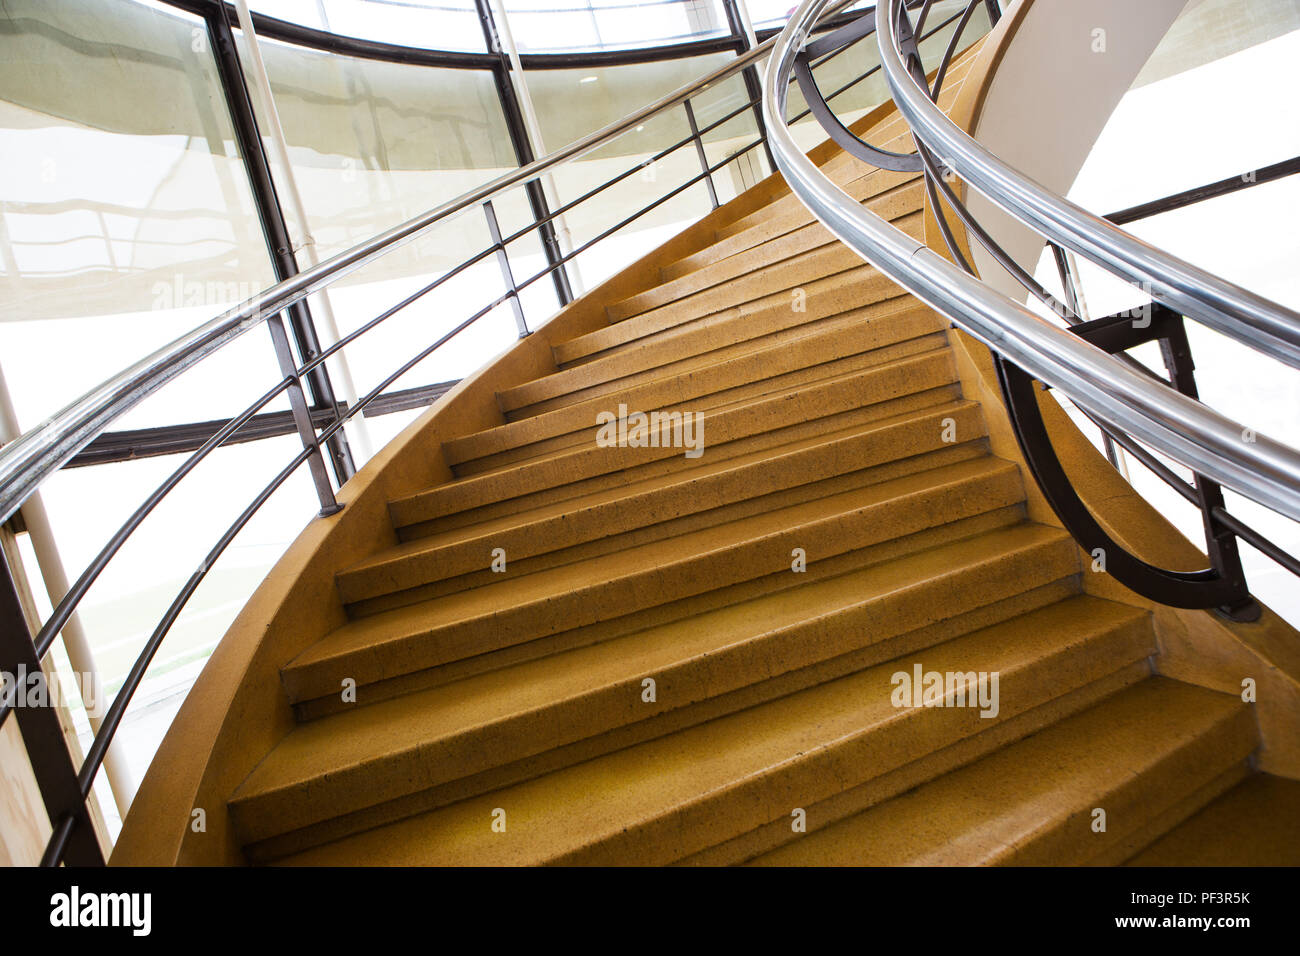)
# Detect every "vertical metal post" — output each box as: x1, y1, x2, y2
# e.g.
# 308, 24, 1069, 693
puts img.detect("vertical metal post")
1051, 244, 1126, 475
684, 99, 720, 209
0, 556, 104, 866
475, 0, 575, 307
484, 200, 530, 338
724, 0, 778, 173
984, 0, 1003, 27
233, 0, 376, 464
265, 312, 343, 516
1156, 316, 1258, 622
205, 8, 356, 486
